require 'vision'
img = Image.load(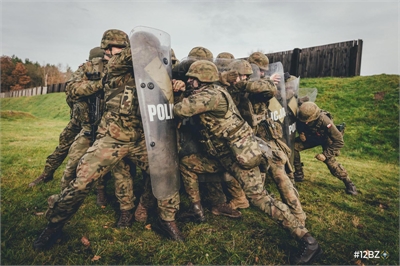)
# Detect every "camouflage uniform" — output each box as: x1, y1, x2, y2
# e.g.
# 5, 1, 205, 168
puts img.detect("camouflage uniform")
294, 102, 357, 195
61, 52, 135, 211
33, 30, 183, 251
219, 59, 306, 225
174, 60, 308, 239
175, 48, 248, 217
